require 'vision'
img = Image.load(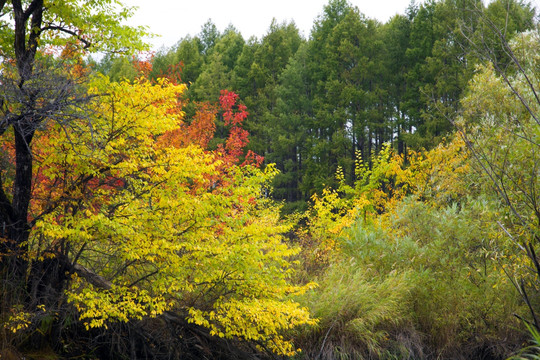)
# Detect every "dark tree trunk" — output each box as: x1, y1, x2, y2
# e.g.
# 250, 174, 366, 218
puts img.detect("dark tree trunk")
0, 0, 48, 310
